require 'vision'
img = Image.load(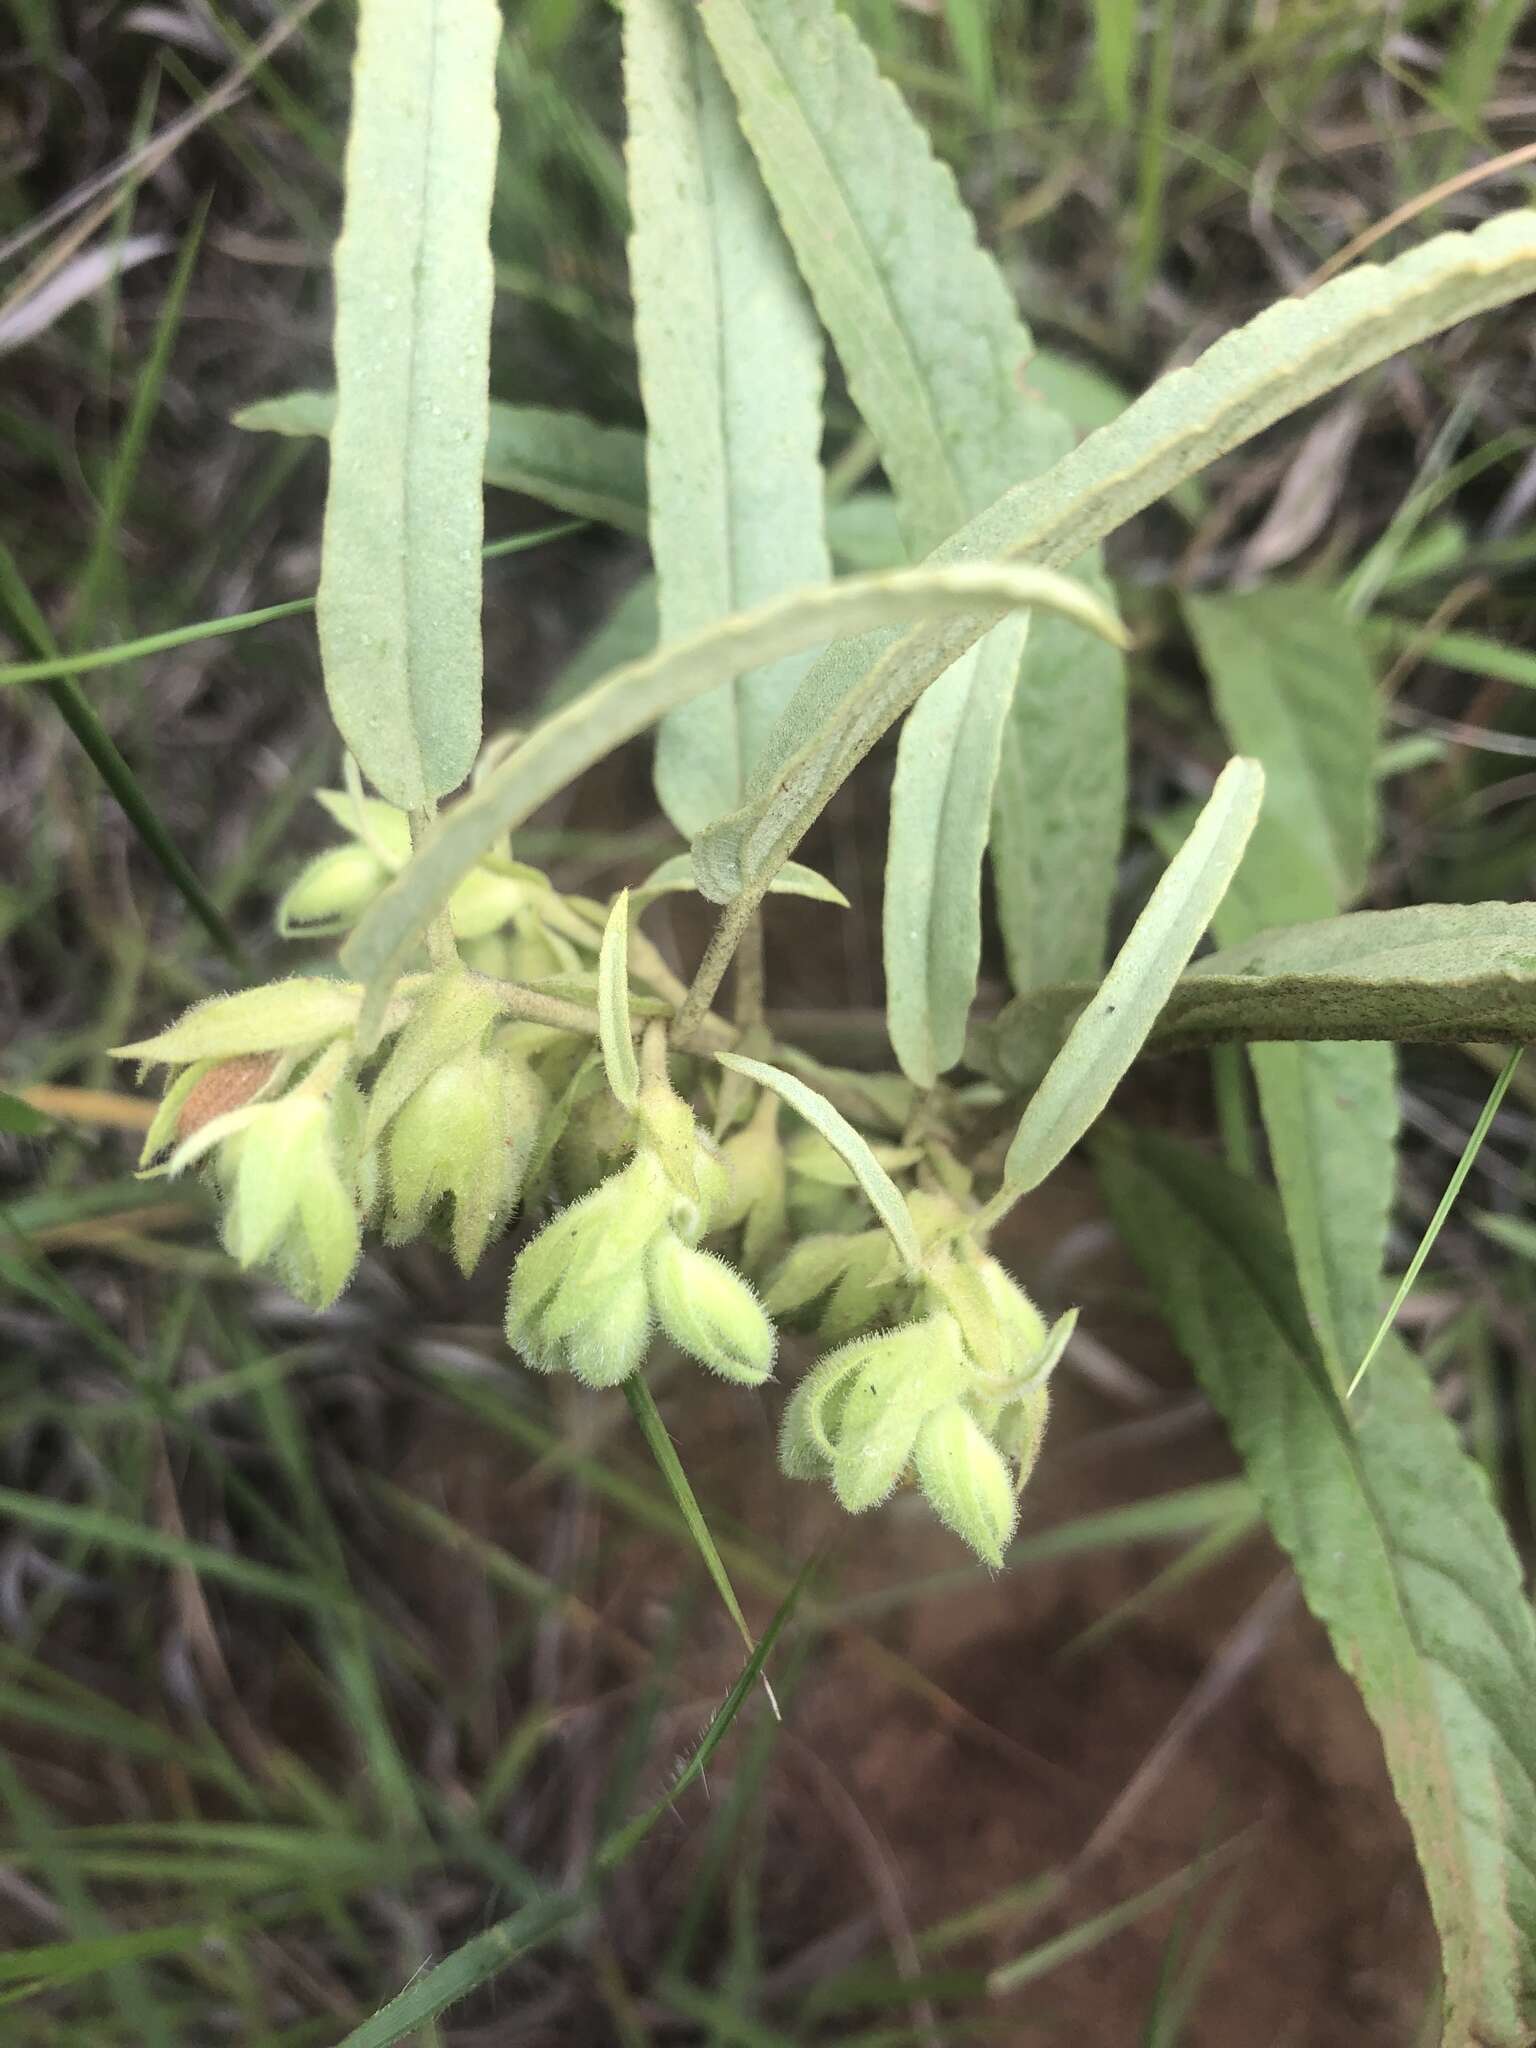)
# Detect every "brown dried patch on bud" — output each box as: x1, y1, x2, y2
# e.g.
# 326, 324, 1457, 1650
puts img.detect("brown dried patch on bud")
176, 1053, 277, 1140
